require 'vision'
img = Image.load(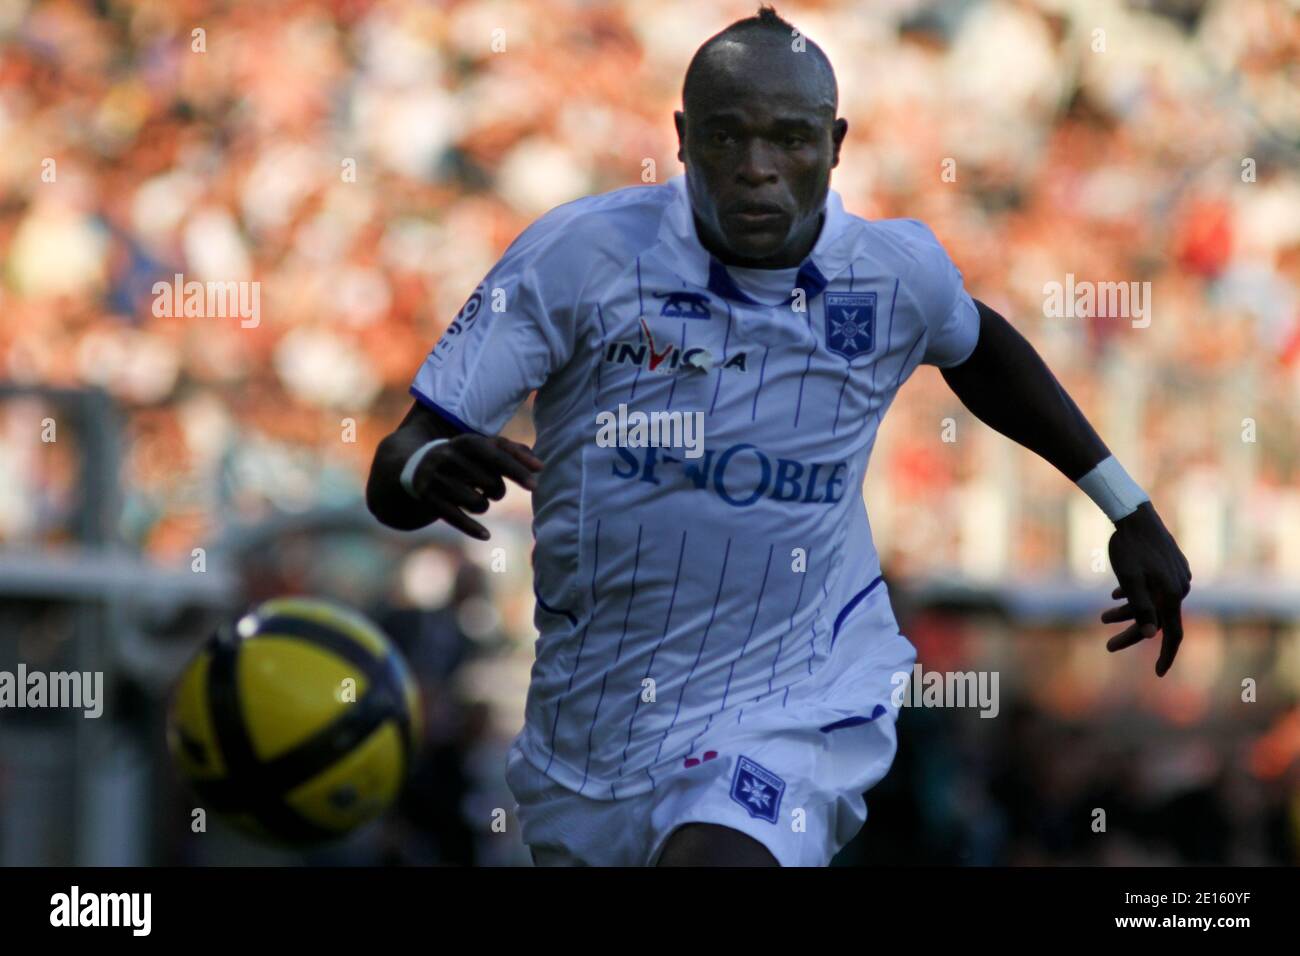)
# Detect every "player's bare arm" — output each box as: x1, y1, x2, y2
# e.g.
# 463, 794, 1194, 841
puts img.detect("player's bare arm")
940, 298, 1192, 676
367, 400, 543, 539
